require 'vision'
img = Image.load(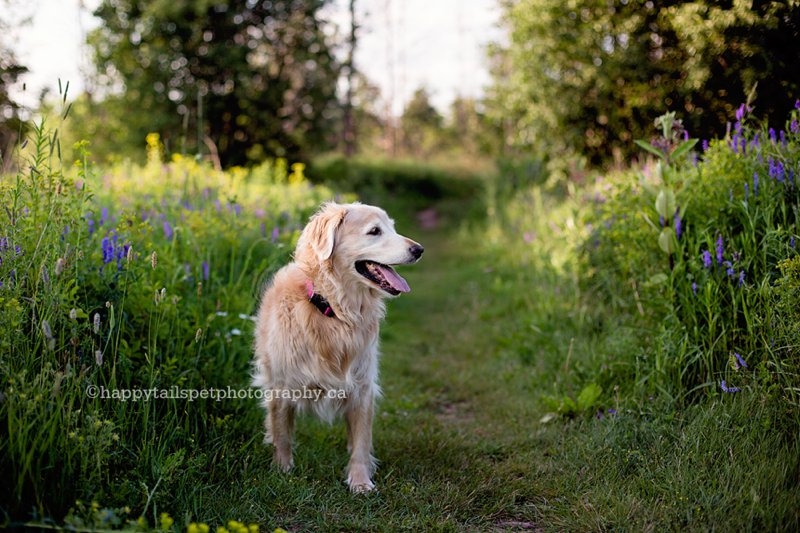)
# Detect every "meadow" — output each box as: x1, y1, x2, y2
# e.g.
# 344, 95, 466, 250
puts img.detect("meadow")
1, 101, 800, 531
